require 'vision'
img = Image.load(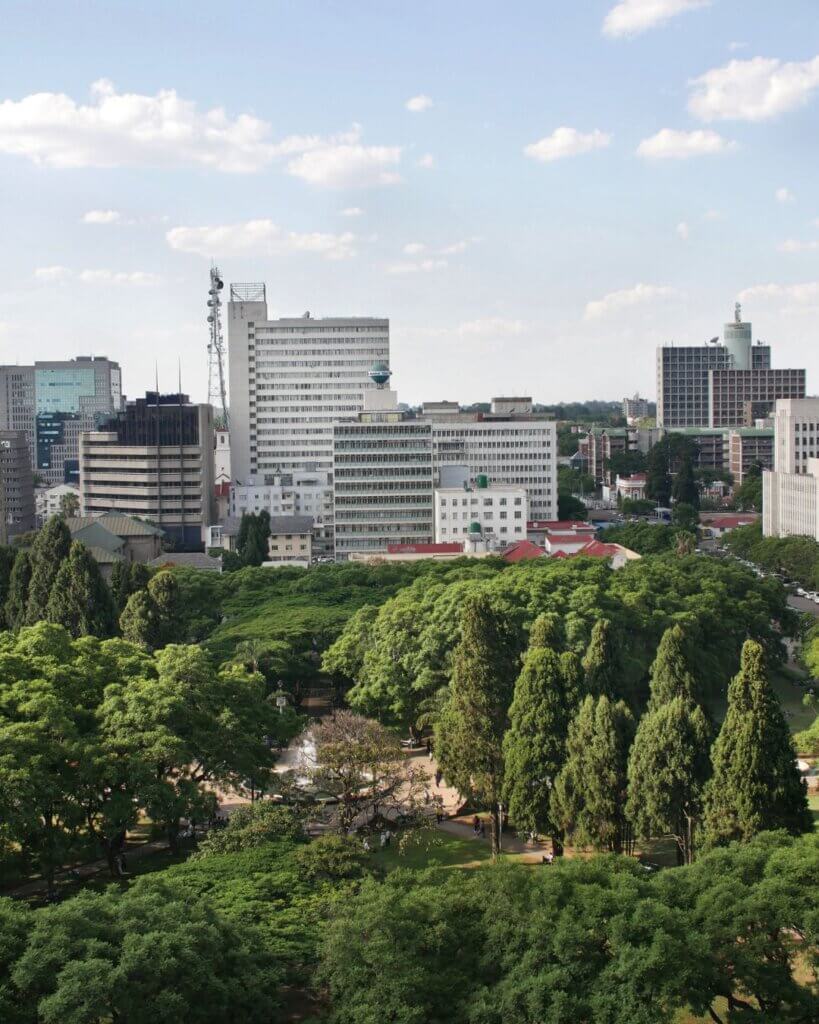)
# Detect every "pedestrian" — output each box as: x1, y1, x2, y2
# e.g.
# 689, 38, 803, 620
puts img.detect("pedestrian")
426, 738, 433, 761
479, 820, 486, 839
385, 829, 392, 847
380, 830, 387, 848
434, 768, 442, 787
363, 837, 370, 852
472, 814, 481, 837
436, 807, 444, 824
